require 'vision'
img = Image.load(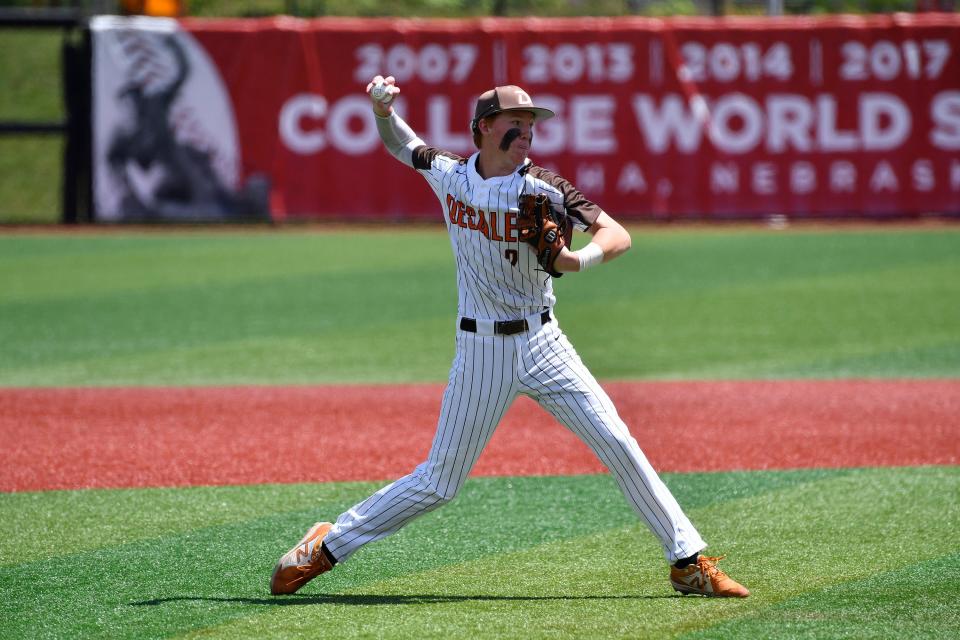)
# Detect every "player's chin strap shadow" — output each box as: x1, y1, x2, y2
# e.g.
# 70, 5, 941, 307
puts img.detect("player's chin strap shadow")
129, 592, 677, 607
